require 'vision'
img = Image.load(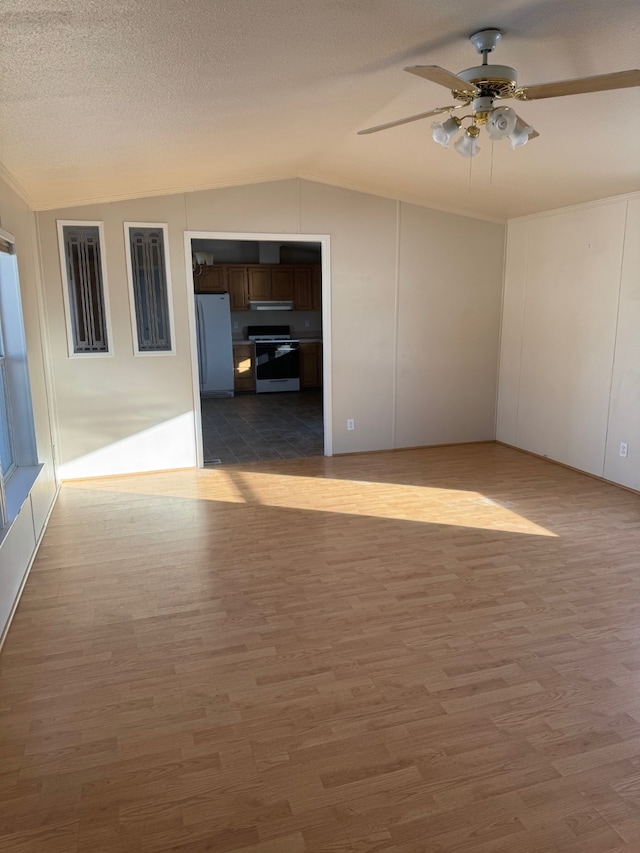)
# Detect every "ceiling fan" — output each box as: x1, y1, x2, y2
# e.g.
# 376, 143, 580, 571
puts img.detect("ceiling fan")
358, 28, 640, 157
